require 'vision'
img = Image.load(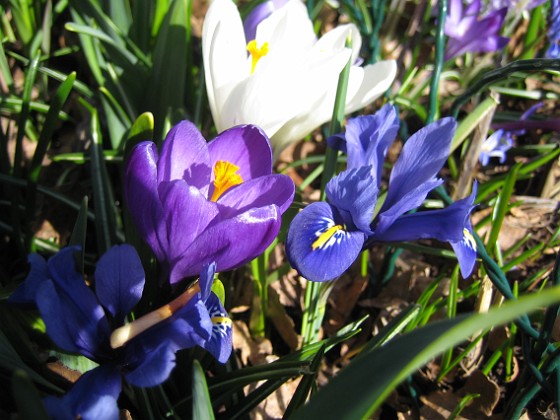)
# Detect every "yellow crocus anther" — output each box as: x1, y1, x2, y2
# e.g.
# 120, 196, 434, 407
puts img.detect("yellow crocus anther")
247, 40, 269, 74
211, 160, 243, 202
312, 225, 343, 250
